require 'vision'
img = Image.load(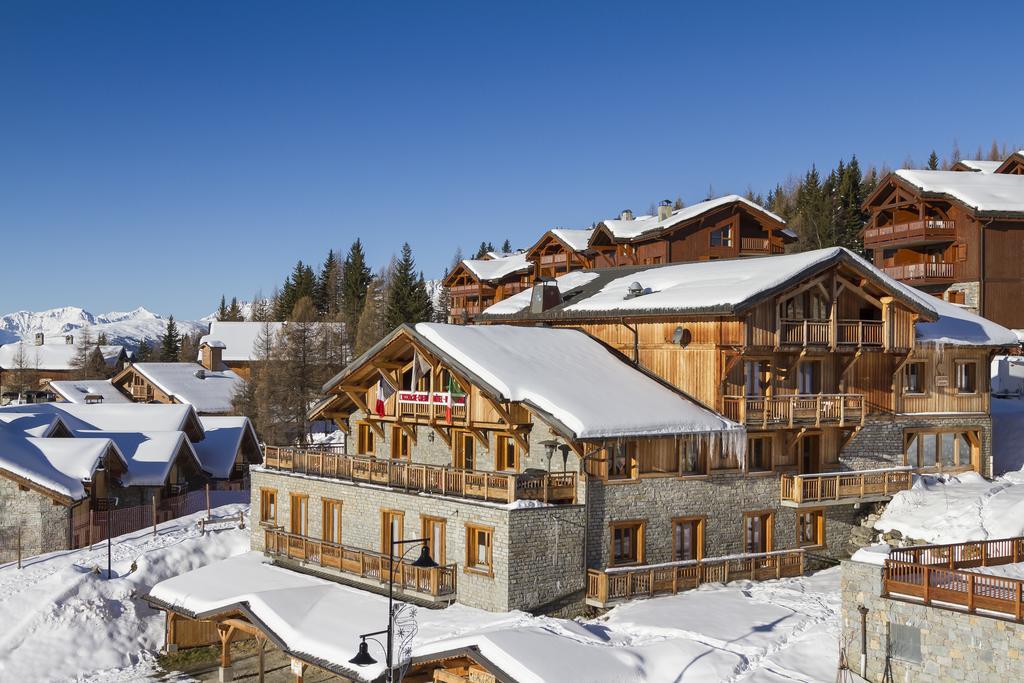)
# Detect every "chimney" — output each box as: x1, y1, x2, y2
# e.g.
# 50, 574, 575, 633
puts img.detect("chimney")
530, 280, 562, 314
65, 334, 74, 345
619, 209, 634, 221
200, 339, 224, 371
34, 332, 44, 346
657, 199, 673, 221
